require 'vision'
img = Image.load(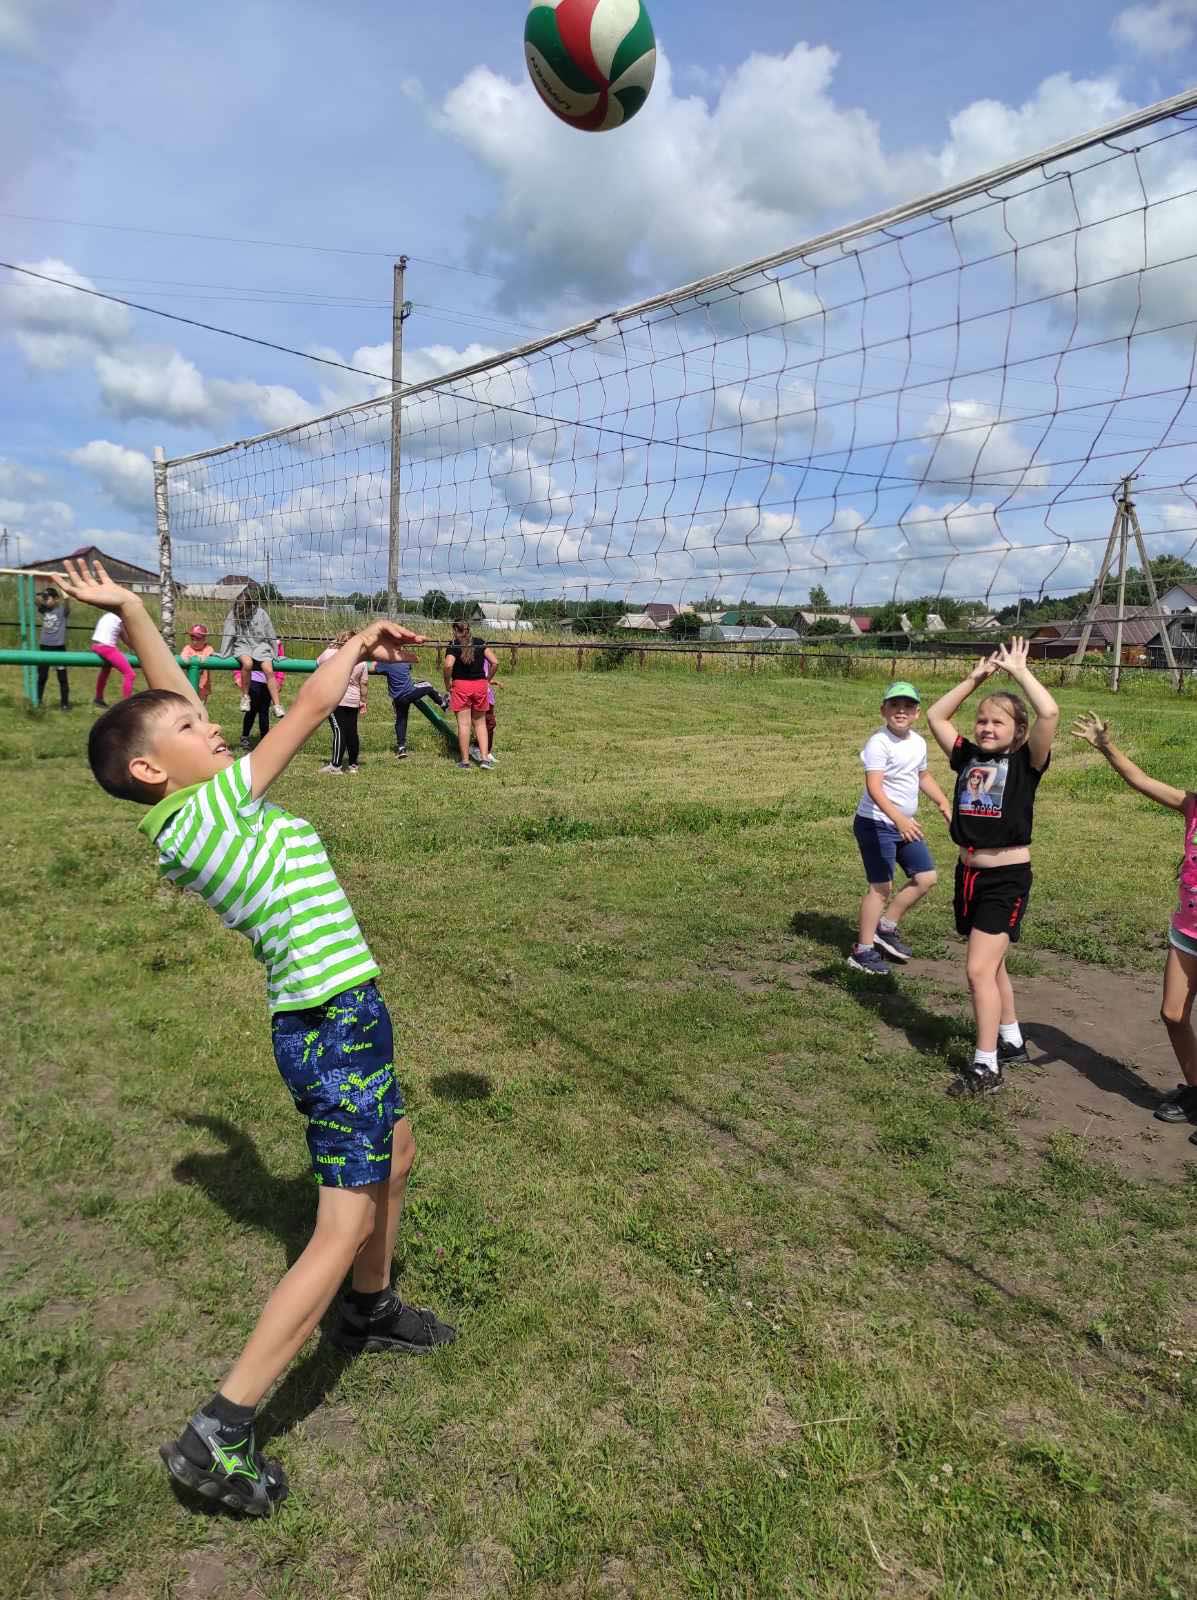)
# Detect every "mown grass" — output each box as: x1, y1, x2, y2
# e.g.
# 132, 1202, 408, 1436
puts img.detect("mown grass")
1, 663, 1196, 1599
